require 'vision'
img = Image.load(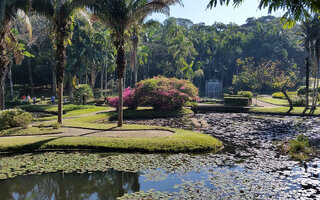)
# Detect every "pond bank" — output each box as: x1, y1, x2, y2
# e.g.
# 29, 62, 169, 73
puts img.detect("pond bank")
1, 112, 320, 199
